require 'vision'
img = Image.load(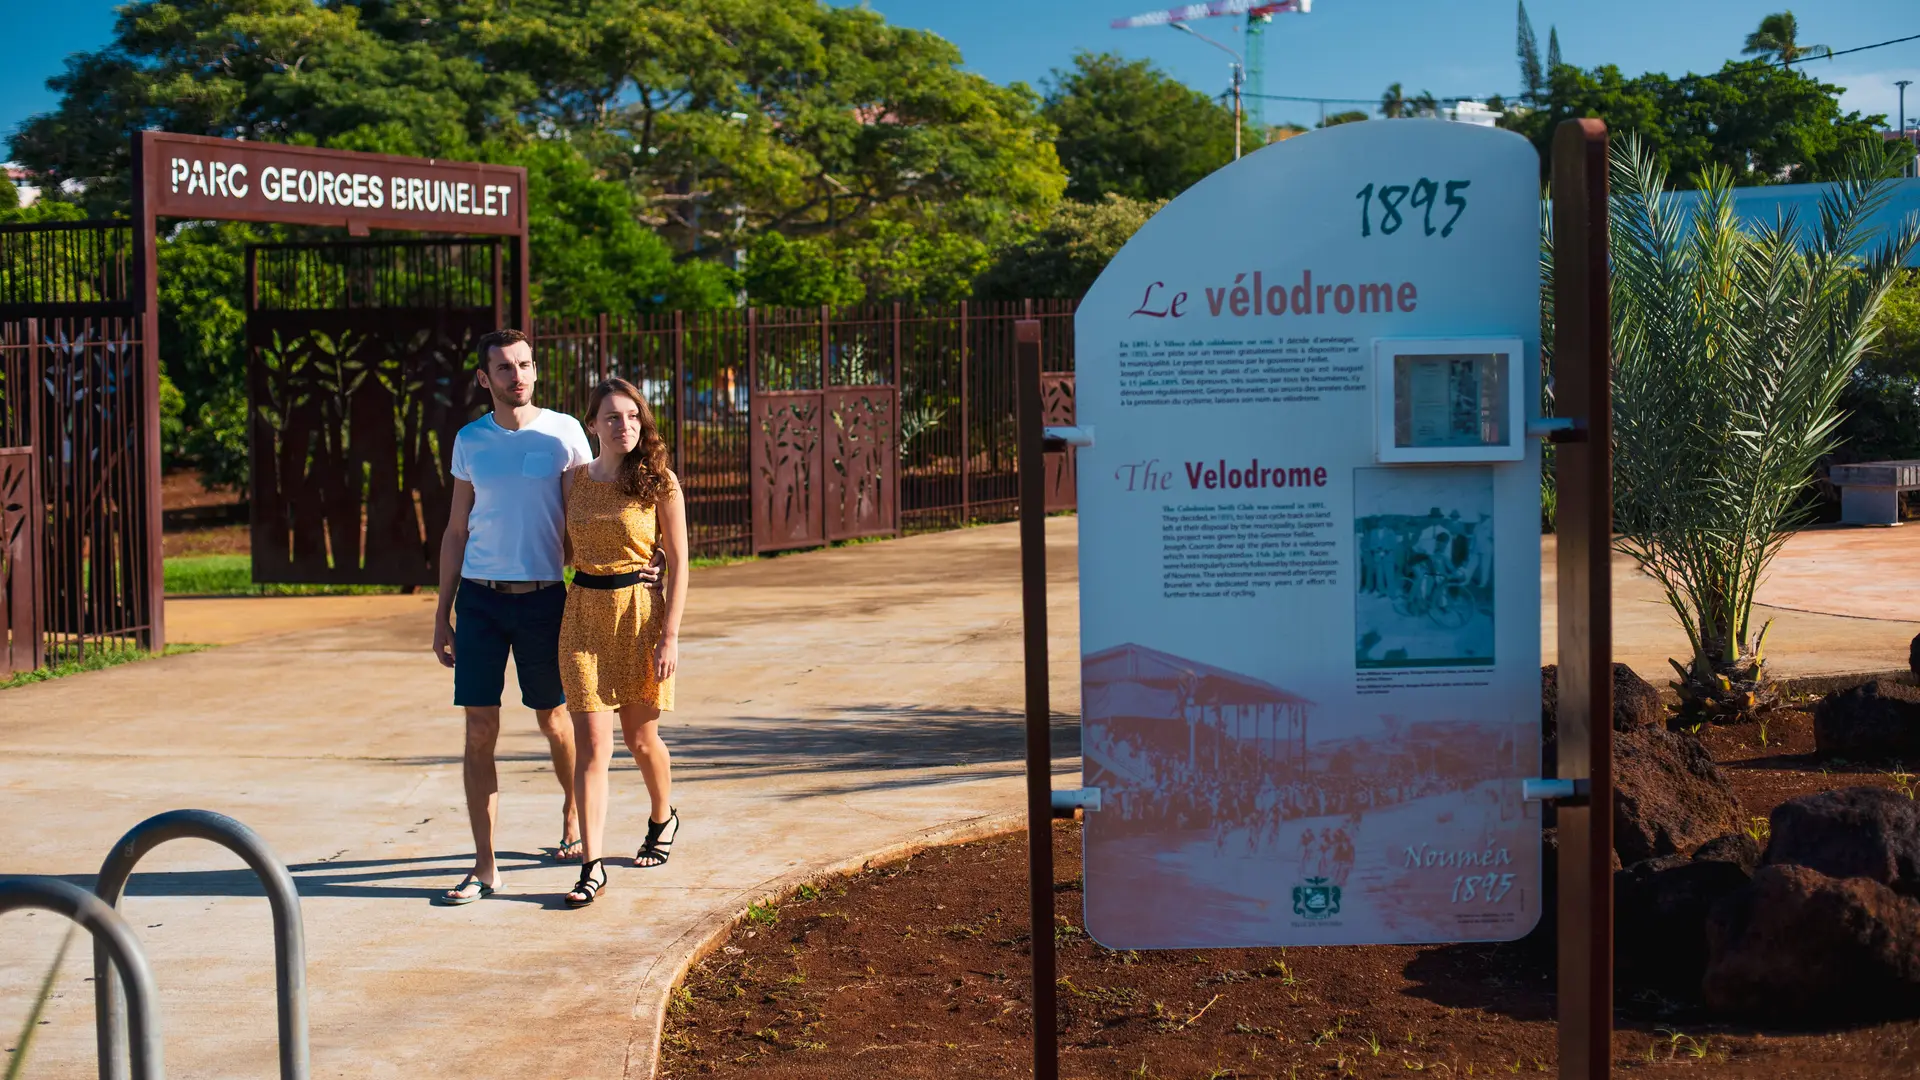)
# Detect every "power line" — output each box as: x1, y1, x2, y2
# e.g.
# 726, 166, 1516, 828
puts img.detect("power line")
1220, 30, 1920, 115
